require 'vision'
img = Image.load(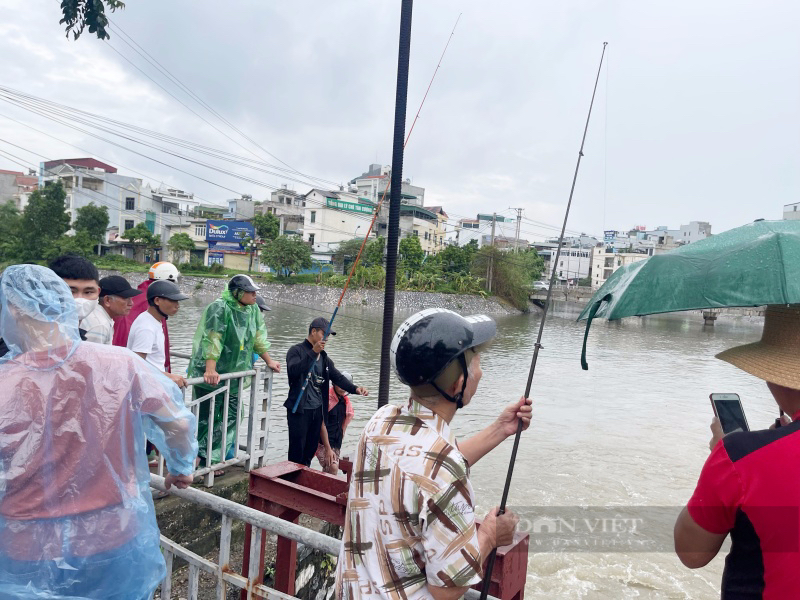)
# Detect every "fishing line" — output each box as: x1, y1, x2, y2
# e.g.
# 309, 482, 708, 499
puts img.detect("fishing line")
292, 10, 462, 413
479, 42, 609, 599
